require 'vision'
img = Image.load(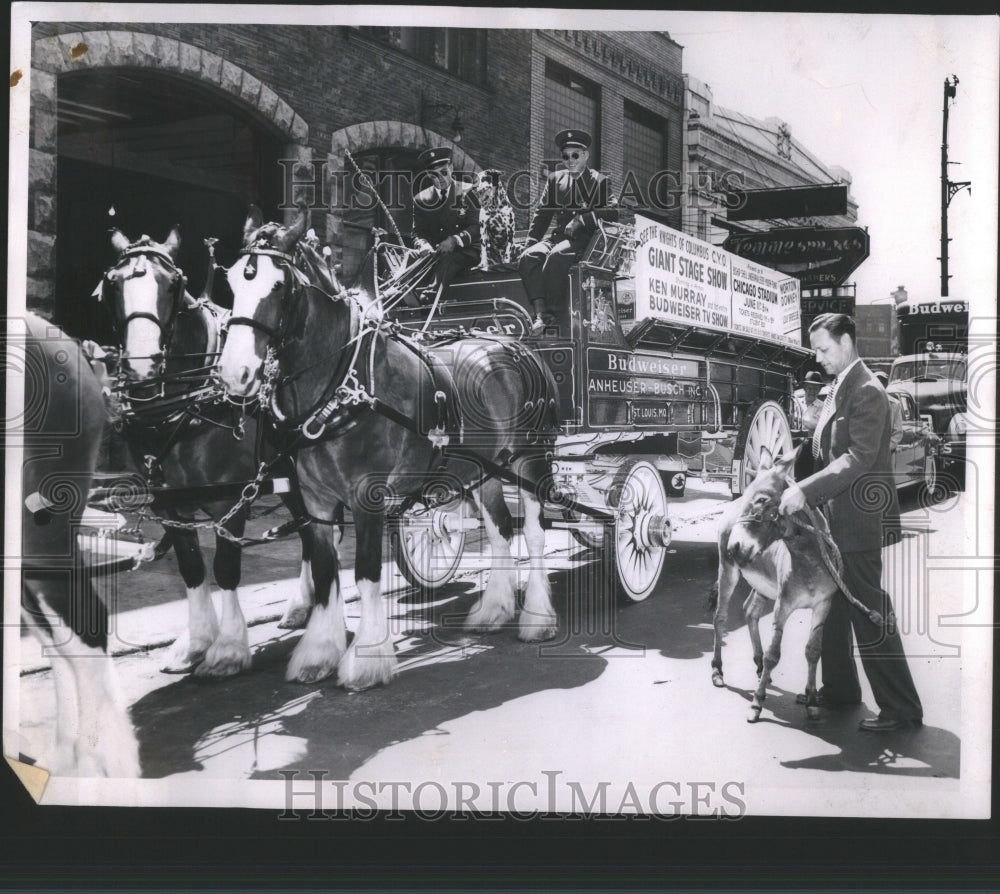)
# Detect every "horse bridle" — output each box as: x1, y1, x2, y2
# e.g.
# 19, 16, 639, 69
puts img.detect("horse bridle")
225, 242, 366, 429
103, 241, 188, 352
225, 245, 306, 342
